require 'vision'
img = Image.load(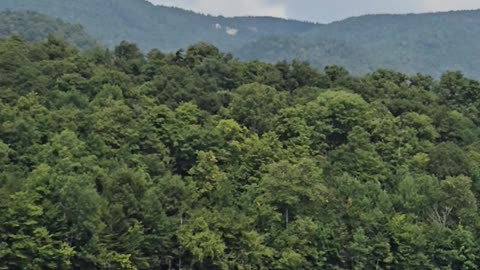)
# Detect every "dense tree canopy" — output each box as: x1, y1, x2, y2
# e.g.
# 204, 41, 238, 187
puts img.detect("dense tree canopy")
1, 37, 480, 269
